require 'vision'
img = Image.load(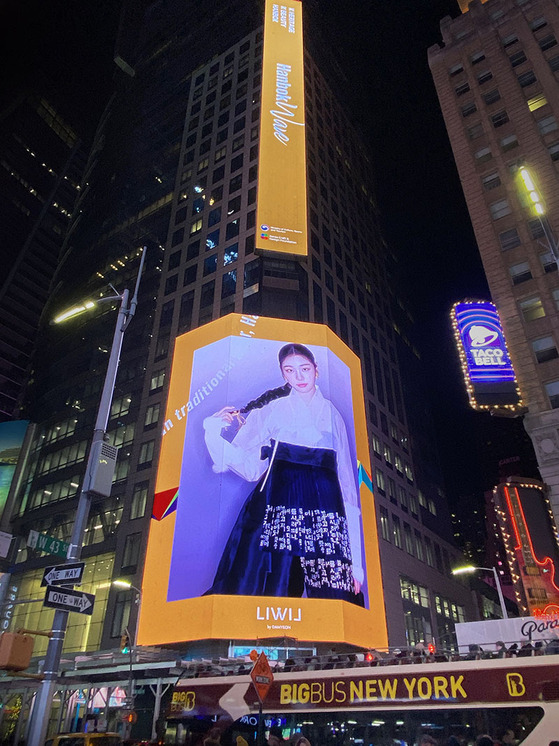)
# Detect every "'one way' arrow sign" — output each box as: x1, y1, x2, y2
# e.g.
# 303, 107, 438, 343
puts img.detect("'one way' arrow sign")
43, 585, 95, 615
41, 563, 85, 587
